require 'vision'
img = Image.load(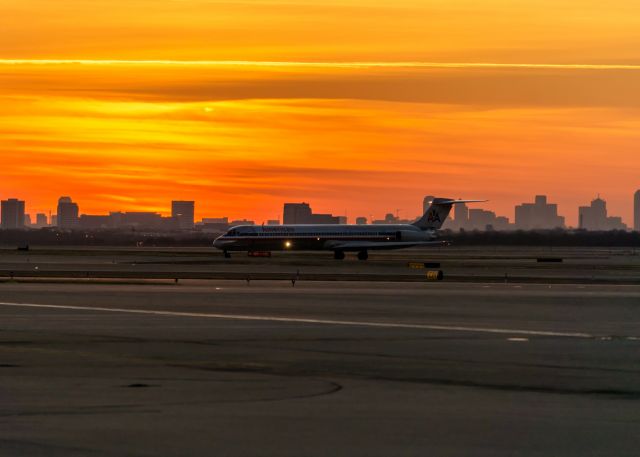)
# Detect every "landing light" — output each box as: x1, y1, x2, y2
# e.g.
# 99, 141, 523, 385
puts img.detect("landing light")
285, 241, 292, 248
